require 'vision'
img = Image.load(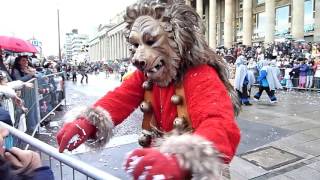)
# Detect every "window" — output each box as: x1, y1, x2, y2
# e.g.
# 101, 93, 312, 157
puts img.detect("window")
275, 6, 290, 35
304, 0, 314, 32
256, 0, 265, 5
255, 12, 266, 37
